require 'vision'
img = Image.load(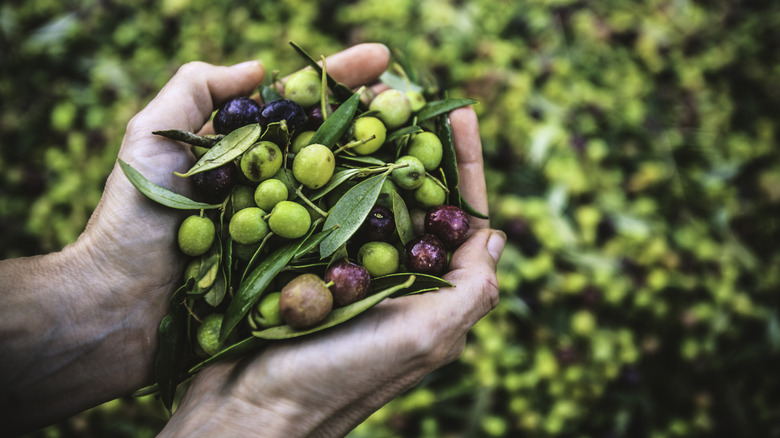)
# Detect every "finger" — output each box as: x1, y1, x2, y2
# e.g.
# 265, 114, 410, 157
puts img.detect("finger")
450, 106, 489, 229
320, 43, 391, 88
126, 60, 265, 139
